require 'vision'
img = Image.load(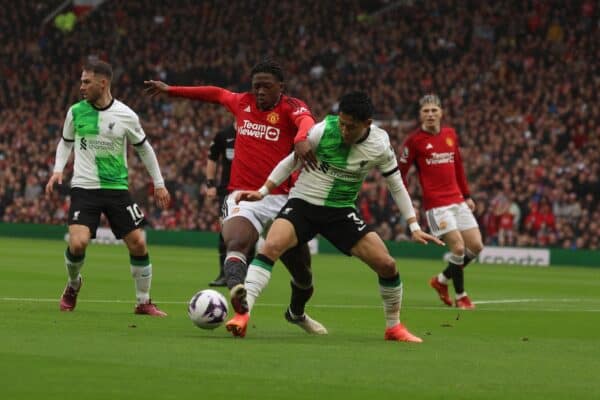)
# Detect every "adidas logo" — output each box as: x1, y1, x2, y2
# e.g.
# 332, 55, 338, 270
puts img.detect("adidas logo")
243, 105, 251, 112
426, 143, 433, 149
